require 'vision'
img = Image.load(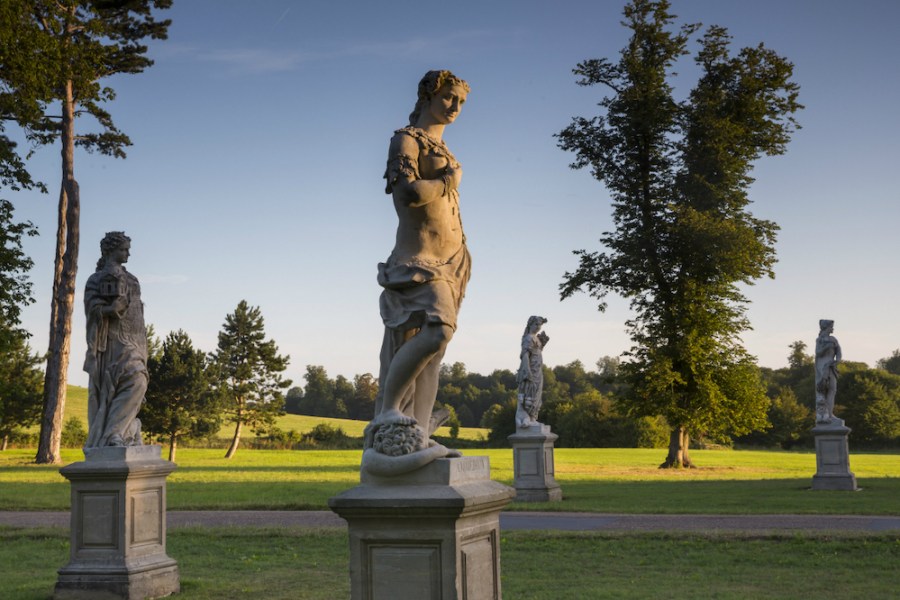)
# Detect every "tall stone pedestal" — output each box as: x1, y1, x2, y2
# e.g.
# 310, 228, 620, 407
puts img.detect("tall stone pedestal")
508, 424, 562, 502
54, 445, 180, 599
811, 420, 858, 491
329, 456, 514, 600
